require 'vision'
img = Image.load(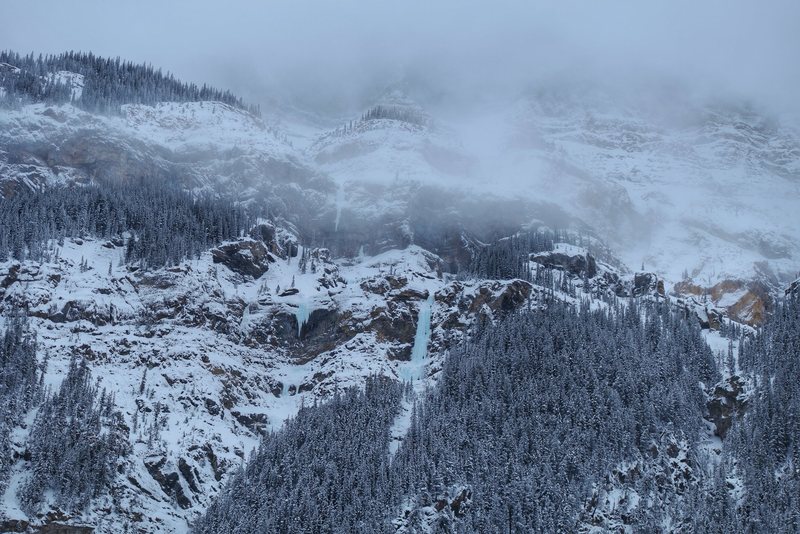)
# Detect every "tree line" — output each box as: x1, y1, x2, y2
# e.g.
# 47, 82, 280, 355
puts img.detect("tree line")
0, 50, 260, 115
0, 179, 252, 269
0, 317, 127, 516
696, 295, 800, 532
195, 296, 758, 532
